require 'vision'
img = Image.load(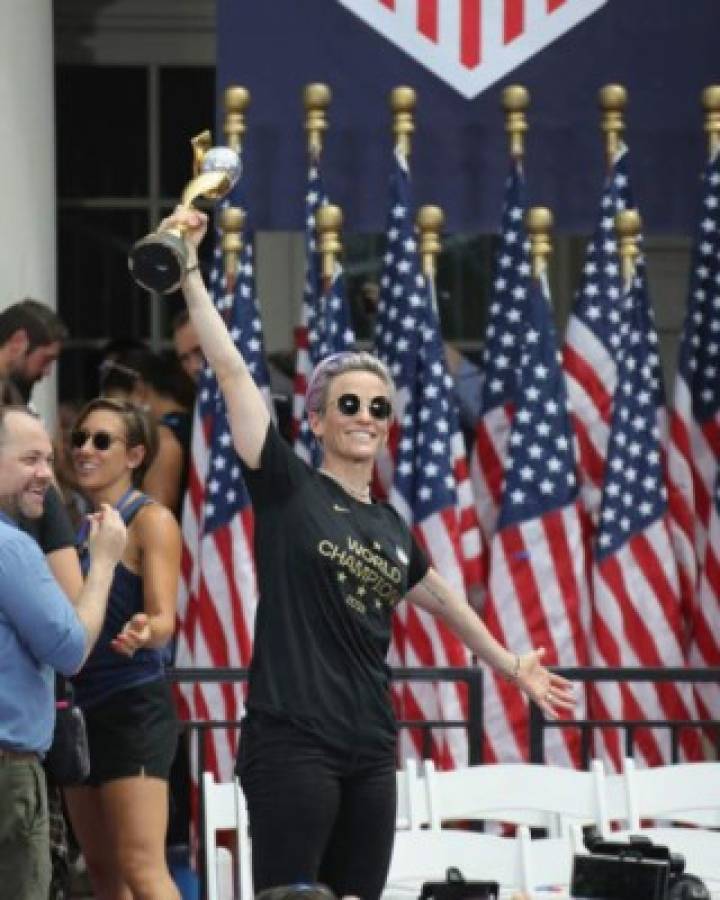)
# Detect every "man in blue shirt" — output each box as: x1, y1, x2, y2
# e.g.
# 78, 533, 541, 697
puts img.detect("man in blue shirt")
0, 406, 127, 899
